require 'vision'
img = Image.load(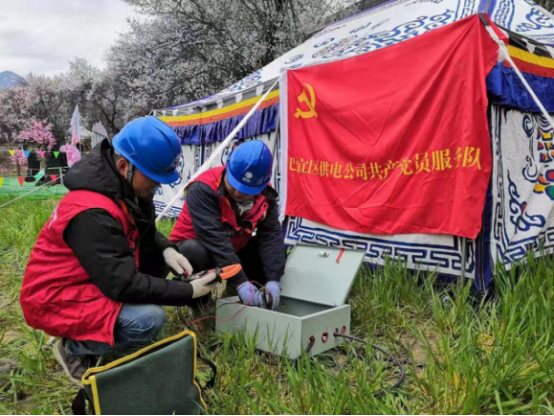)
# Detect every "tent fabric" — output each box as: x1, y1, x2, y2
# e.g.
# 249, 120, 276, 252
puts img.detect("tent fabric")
155, 0, 554, 136
487, 28, 554, 112
487, 63, 554, 112
169, 102, 279, 145
484, 106, 554, 287
284, 216, 476, 282
154, 81, 280, 143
